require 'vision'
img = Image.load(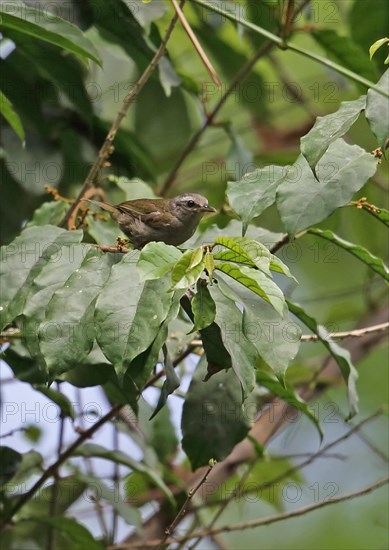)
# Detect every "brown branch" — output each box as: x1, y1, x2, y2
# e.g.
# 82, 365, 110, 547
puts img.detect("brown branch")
171, 0, 221, 87
59, 1, 185, 229
111, 477, 389, 548
157, 461, 216, 550
300, 322, 389, 341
